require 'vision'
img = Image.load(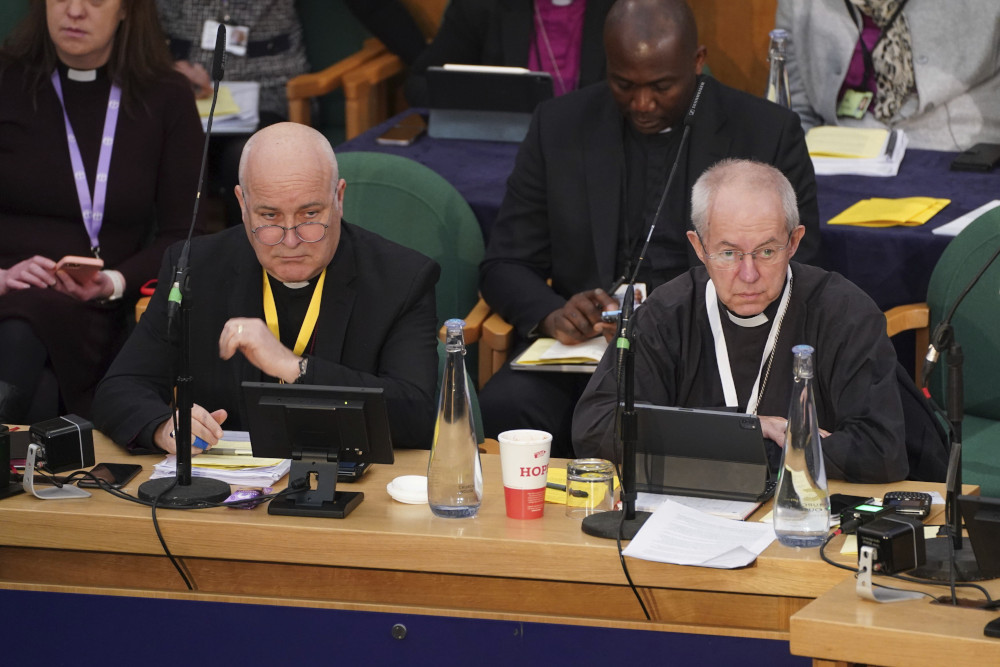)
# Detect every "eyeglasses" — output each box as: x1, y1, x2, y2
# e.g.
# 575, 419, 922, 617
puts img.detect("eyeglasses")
698, 232, 792, 270
251, 222, 329, 246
